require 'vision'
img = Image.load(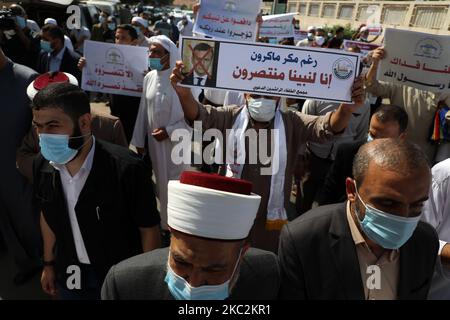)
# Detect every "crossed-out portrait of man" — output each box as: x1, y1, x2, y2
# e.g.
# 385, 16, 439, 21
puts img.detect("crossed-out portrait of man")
182, 41, 217, 87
